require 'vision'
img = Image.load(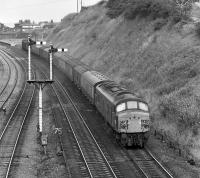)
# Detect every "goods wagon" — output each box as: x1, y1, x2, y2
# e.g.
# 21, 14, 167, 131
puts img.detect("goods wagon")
80, 71, 110, 104
73, 65, 90, 88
